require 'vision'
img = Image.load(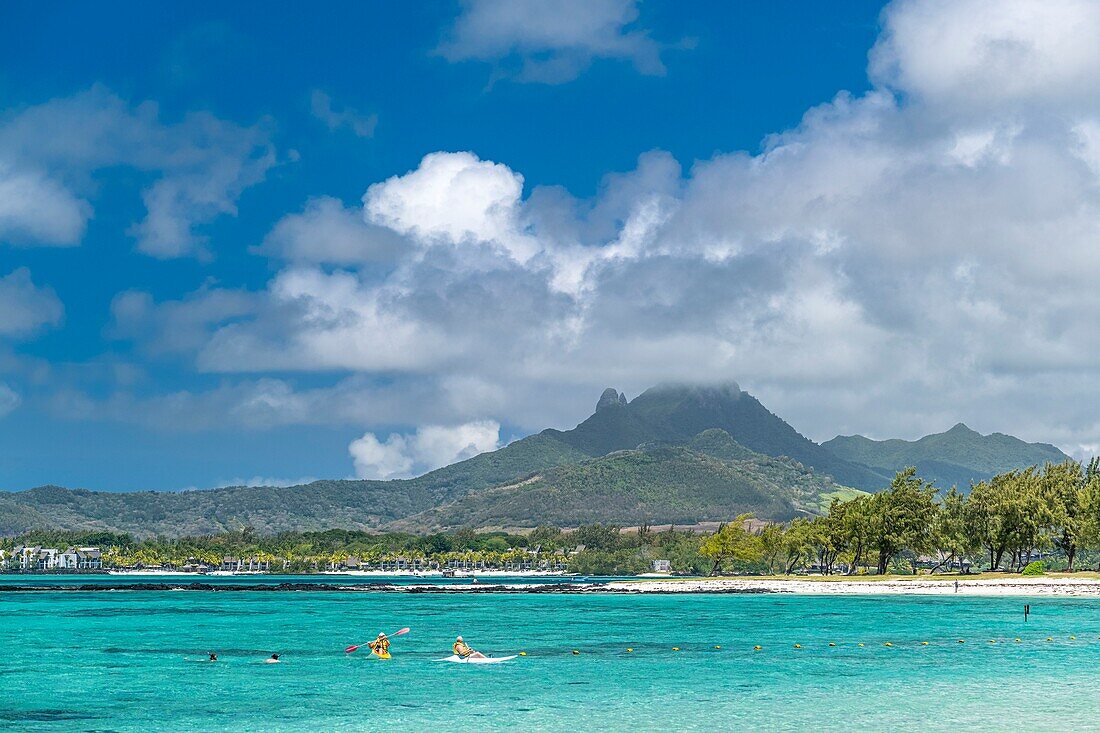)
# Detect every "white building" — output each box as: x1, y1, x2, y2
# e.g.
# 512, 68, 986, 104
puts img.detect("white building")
15, 546, 60, 571
57, 547, 103, 570
652, 559, 672, 573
